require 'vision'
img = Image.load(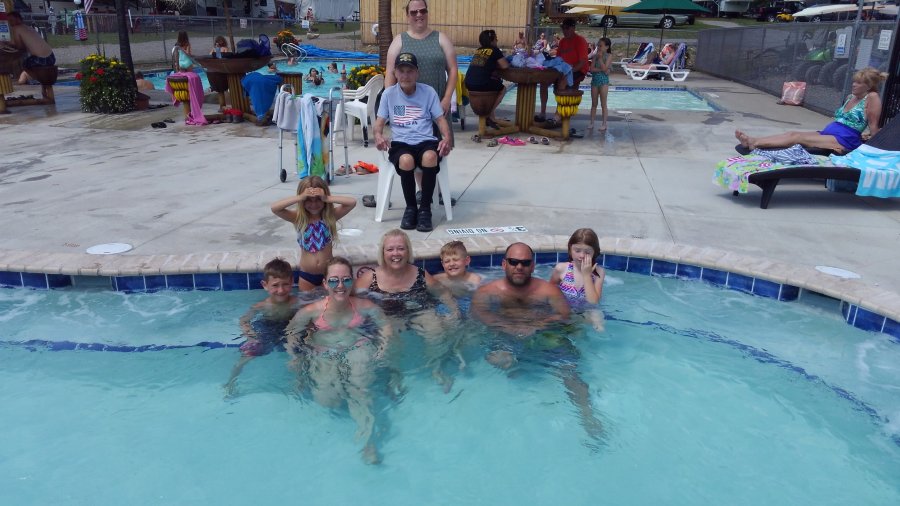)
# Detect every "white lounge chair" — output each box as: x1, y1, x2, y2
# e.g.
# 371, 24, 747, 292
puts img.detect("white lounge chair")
624, 43, 690, 82
613, 42, 654, 71
343, 74, 384, 147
